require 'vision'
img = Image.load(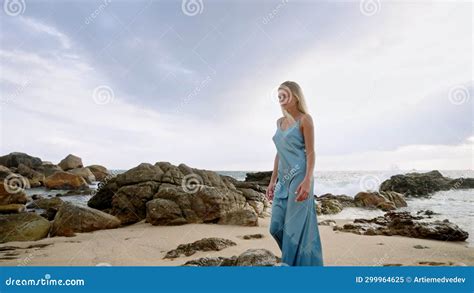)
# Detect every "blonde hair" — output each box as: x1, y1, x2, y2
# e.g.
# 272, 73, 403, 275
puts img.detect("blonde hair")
278, 81, 309, 122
